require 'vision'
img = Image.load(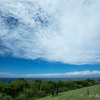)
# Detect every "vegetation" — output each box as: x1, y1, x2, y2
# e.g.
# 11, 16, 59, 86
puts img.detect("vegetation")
37, 84, 100, 100
0, 78, 100, 100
